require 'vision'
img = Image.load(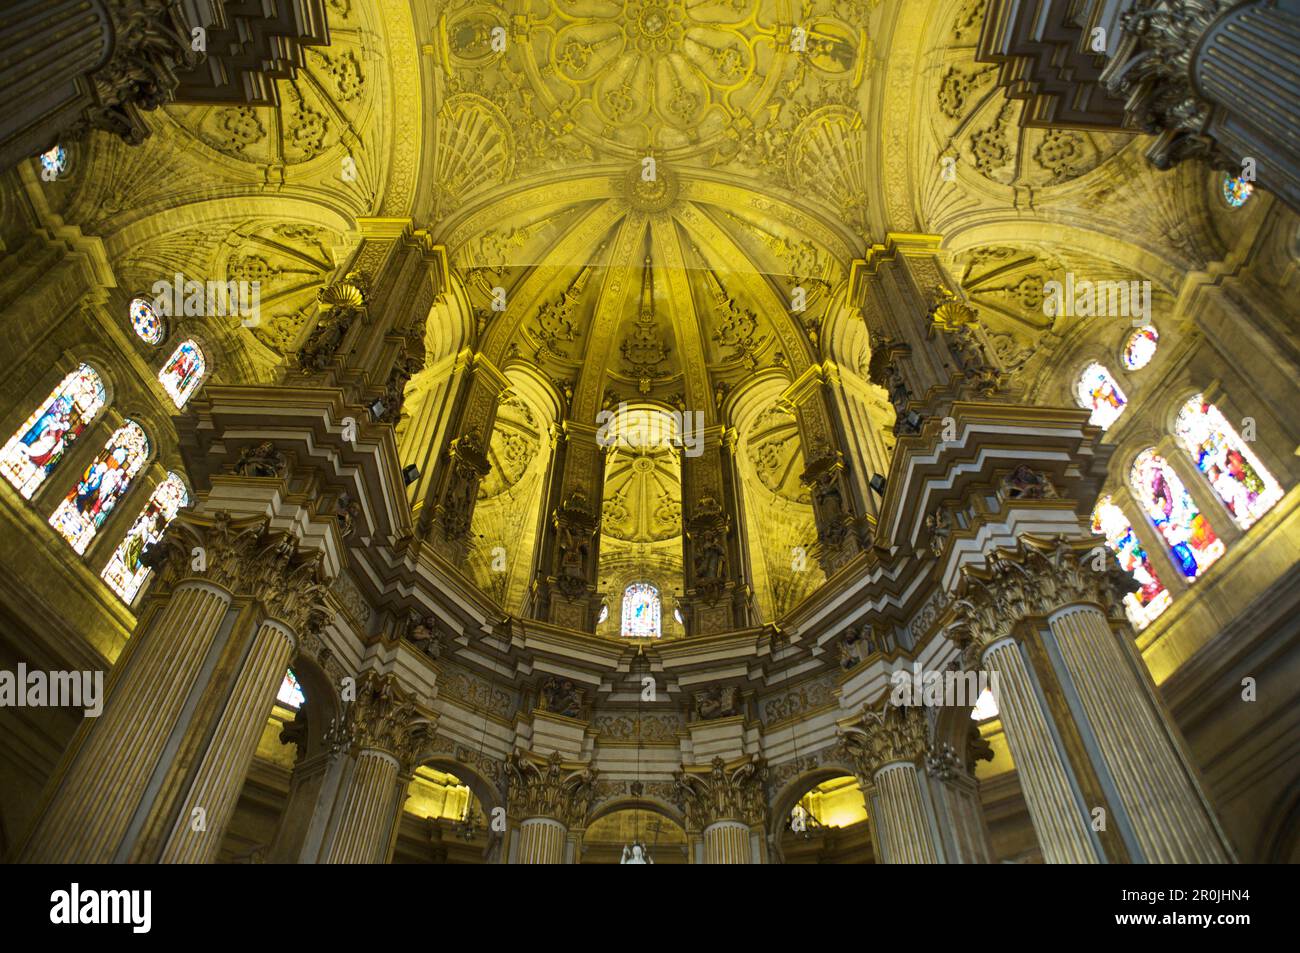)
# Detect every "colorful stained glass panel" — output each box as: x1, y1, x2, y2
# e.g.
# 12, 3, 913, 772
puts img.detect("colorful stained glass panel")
621, 582, 661, 639
1091, 496, 1172, 630
1130, 449, 1224, 580
1174, 395, 1282, 531
48, 419, 150, 554
1076, 362, 1128, 430
100, 471, 189, 603
0, 364, 106, 499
